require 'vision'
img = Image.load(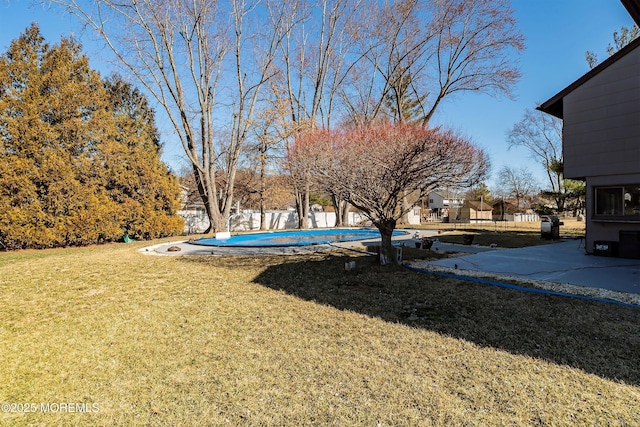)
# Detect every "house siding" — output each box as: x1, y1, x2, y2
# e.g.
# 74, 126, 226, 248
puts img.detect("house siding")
562, 46, 640, 179
561, 45, 640, 256
538, 1, 640, 258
